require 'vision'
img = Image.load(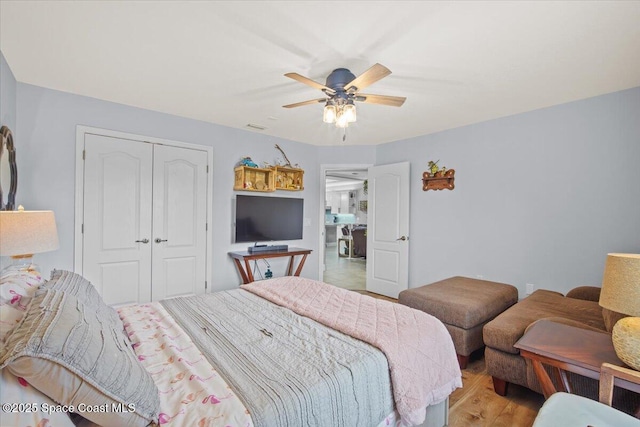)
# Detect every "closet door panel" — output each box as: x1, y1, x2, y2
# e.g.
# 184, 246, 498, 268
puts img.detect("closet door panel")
152, 145, 208, 300
83, 134, 153, 305
100, 261, 144, 306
